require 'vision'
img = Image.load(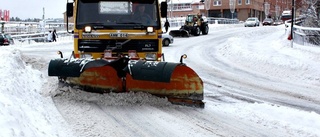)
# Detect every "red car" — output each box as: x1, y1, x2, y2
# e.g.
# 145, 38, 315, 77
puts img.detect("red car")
0, 33, 10, 46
